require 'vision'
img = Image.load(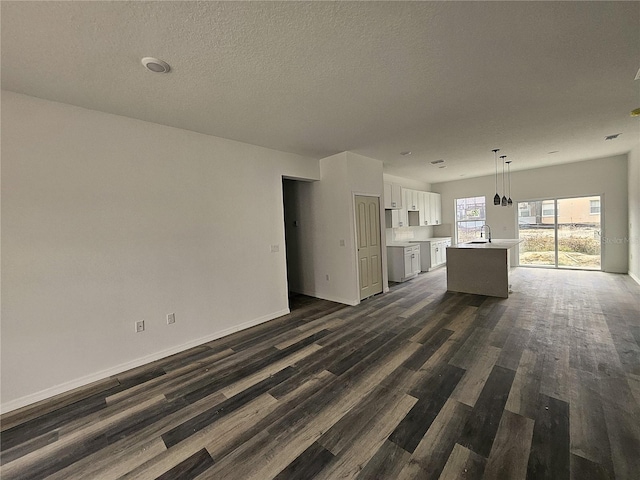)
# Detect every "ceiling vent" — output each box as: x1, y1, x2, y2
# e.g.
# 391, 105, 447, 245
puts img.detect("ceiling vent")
430, 159, 445, 165
141, 57, 171, 73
